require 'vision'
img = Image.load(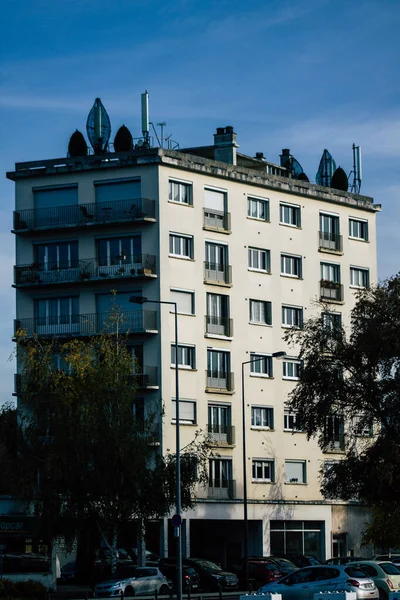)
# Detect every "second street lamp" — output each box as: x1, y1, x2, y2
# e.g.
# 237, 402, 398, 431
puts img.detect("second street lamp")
242, 351, 286, 591
129, 296, 182, 600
